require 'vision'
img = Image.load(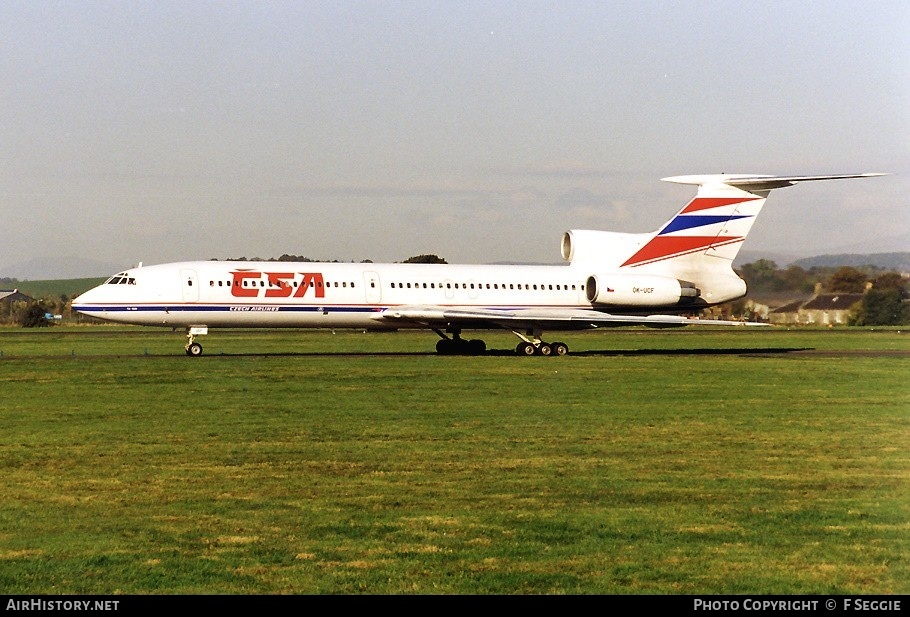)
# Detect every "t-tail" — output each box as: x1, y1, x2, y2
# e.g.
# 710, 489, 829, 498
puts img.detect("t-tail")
562, 173, 887, 308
